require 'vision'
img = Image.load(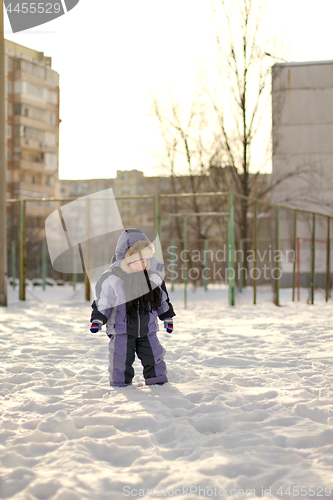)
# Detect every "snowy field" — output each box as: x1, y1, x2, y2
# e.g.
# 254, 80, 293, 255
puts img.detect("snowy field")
1, 283, 333, 500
